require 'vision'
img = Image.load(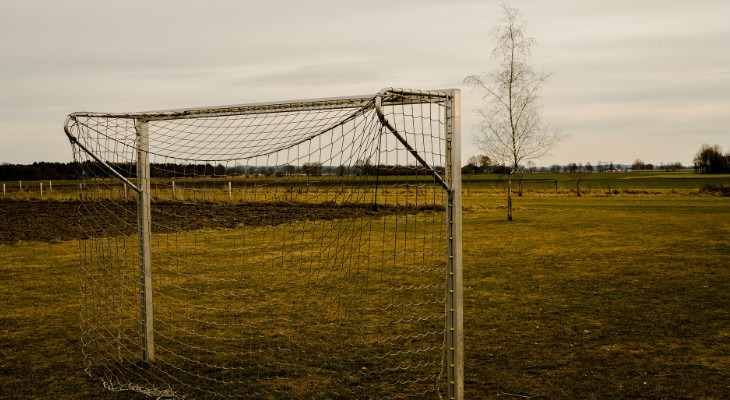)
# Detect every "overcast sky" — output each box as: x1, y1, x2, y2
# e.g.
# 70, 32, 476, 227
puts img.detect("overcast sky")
1, 0, 728, 166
